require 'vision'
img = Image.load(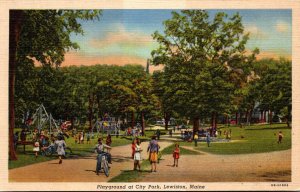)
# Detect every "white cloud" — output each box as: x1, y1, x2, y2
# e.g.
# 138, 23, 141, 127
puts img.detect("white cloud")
275, 21, 289, 33
244, 25, 267, 40
89, 23, 155, 49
